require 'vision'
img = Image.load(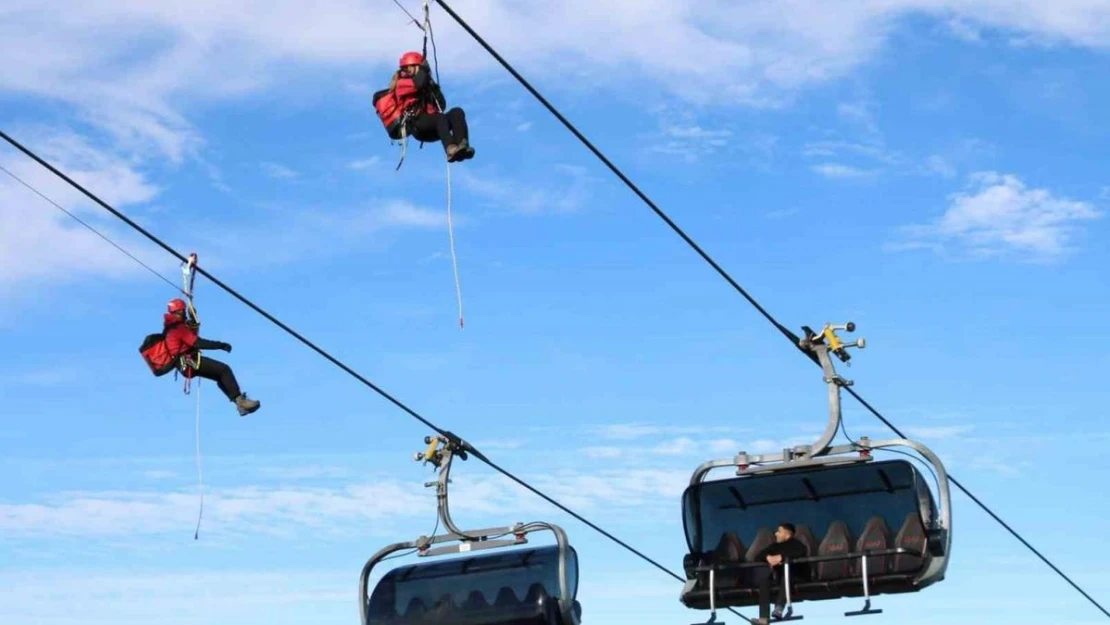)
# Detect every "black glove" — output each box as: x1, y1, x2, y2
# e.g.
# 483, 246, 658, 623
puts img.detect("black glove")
218, 342, 232, 352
